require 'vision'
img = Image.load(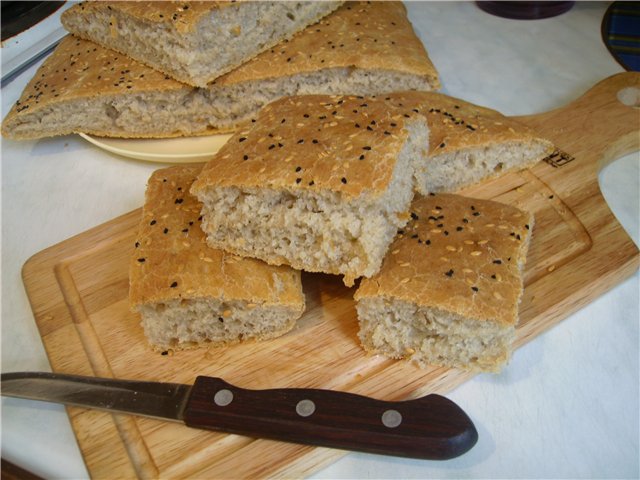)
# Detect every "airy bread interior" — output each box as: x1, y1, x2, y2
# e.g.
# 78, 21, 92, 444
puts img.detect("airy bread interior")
62, 1, 341, 87
357, 296, 515, 372
139, 298, 299, 352
415, 140, 553, 193
197, 120, 427, 286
